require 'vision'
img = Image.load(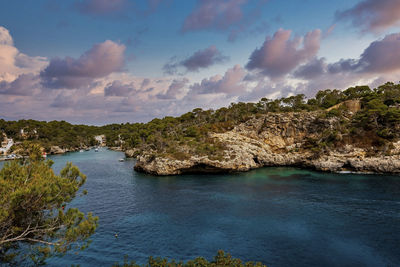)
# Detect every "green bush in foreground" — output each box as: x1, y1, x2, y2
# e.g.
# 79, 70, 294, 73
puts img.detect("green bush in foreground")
0, 145, 98, 265
113, 250, 267, 267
